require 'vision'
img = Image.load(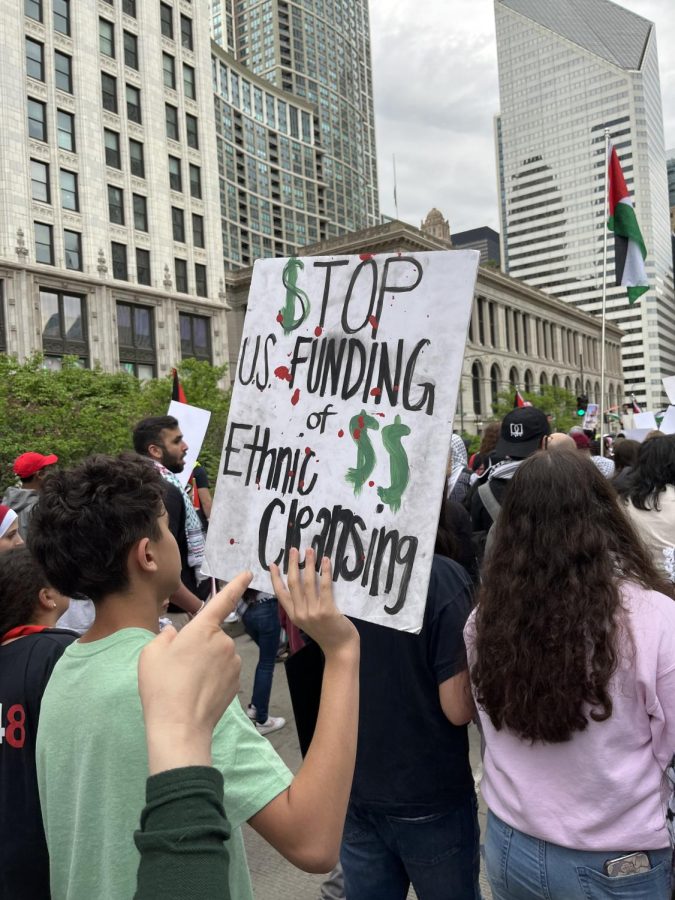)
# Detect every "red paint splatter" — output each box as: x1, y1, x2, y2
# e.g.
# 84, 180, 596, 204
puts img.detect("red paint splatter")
299, 480, 305, 489
376, 412, 386, 418
229, 538, 236, 545
370, 387, 382, 397
368, 480, 375, 487
393, 384, 400, 391
368, 315, 378, 329
353, 428, 361, 440
276, 313, 284, 323
291, 388, 300, 406
359, 252, 374, 261
274, 365, 292, 382
314, 325, 323, 337
305, 446, 312, 455
358, 415, 365, 428
338, 429, 344, 437
288, 470, 294, 477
